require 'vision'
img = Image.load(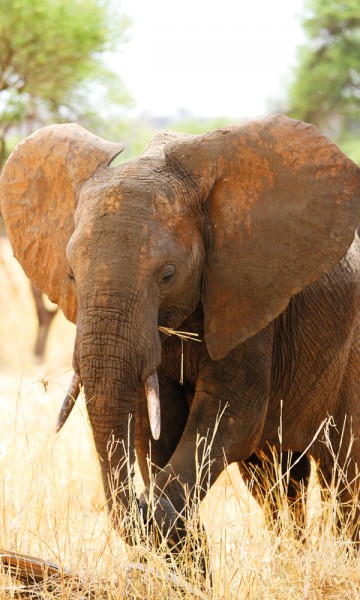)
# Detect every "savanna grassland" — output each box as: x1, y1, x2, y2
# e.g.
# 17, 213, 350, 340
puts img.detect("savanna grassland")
0, 235, 359, 599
